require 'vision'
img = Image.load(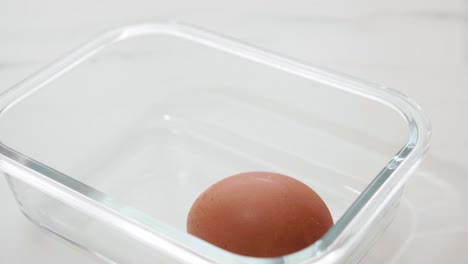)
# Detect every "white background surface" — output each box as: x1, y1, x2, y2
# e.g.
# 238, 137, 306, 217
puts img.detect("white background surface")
0, 0, 467, 263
